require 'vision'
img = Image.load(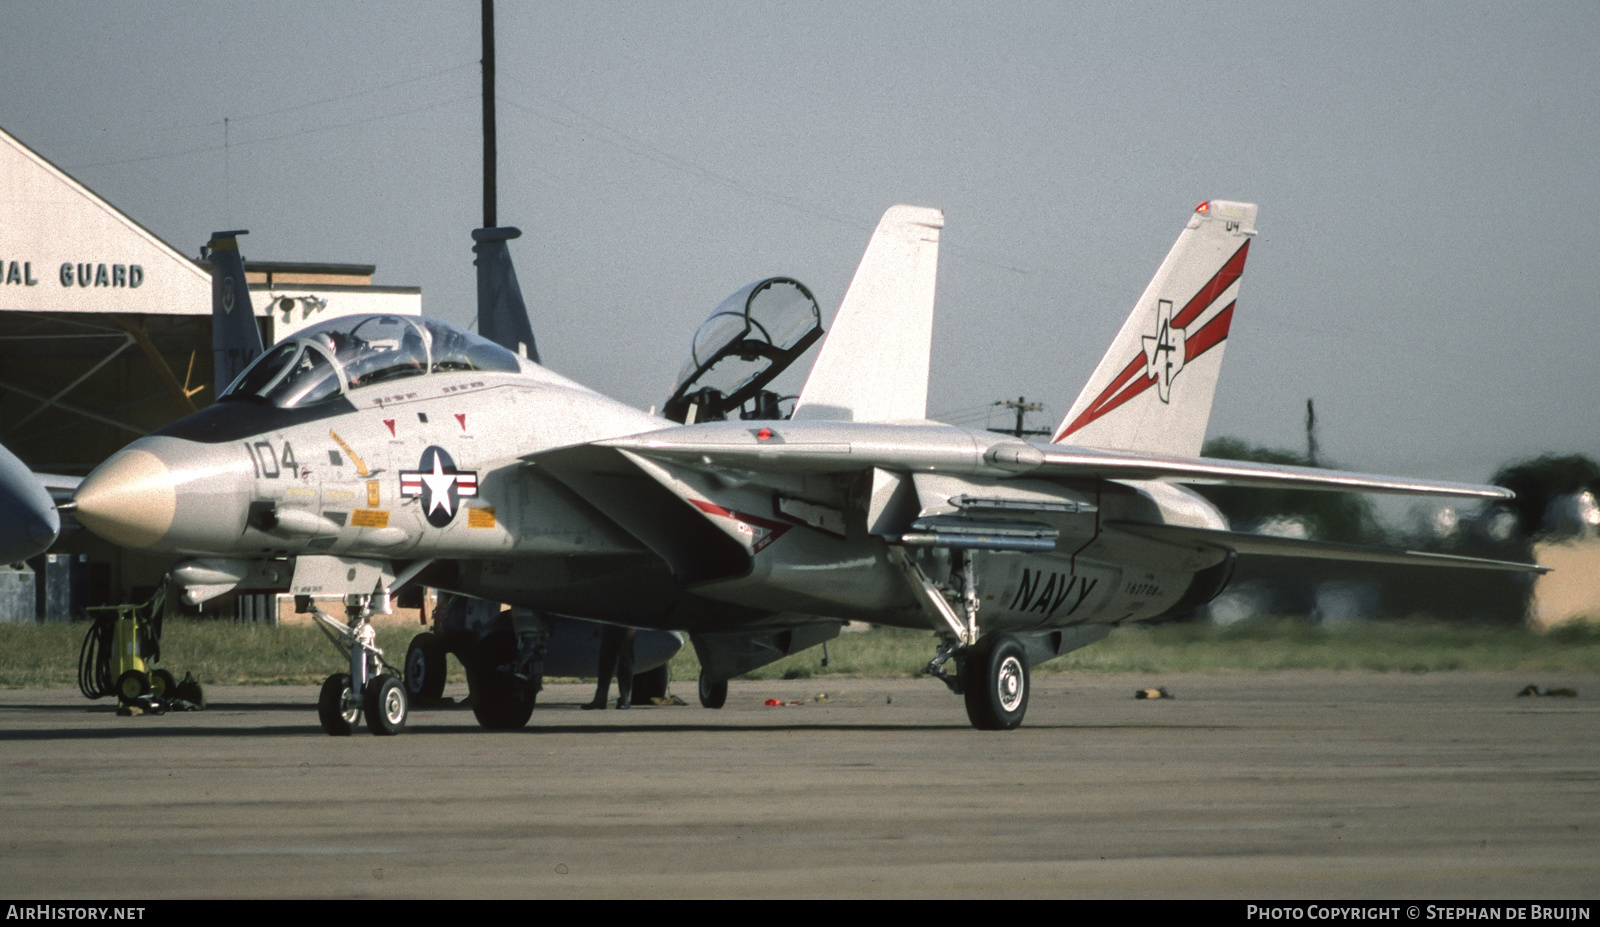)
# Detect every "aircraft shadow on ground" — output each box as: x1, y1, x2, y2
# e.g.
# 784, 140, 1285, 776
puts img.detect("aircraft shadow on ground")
0, 725, 329, 741
0, 715, 1238, 741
